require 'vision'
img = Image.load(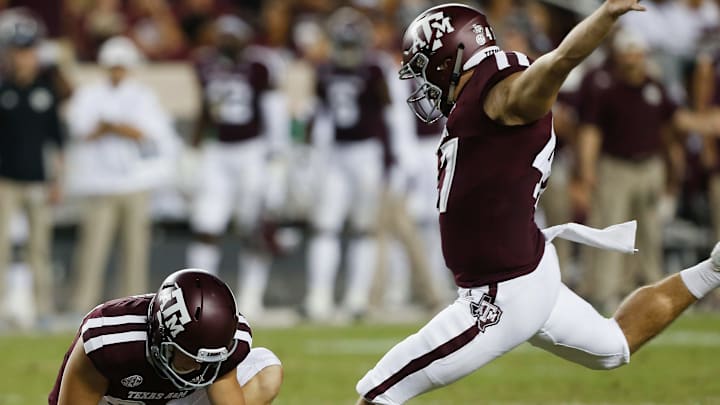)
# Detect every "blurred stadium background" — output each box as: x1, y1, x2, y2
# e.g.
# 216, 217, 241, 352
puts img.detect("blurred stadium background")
0, 0, 720, 403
